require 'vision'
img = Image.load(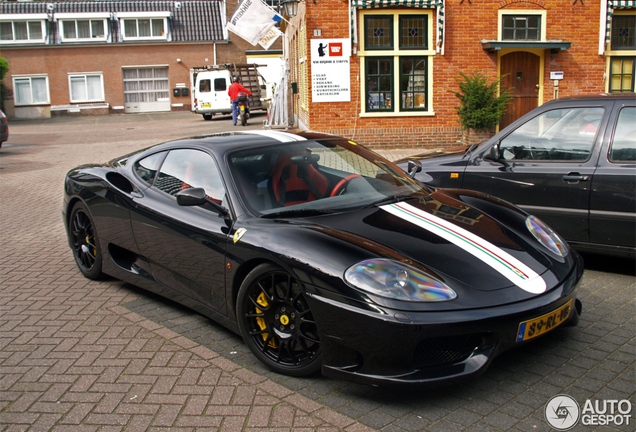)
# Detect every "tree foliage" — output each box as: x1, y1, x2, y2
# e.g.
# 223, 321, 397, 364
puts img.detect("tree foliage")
453, 71, 512, 132
0, 57, 8, 81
